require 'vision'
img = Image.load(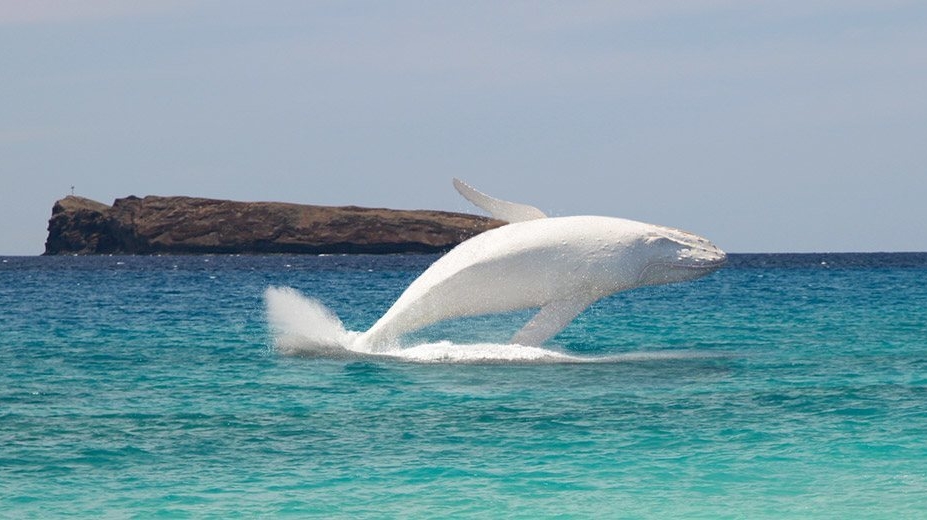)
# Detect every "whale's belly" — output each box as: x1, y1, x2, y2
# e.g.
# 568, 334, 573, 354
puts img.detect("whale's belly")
361, 216, 638, 346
